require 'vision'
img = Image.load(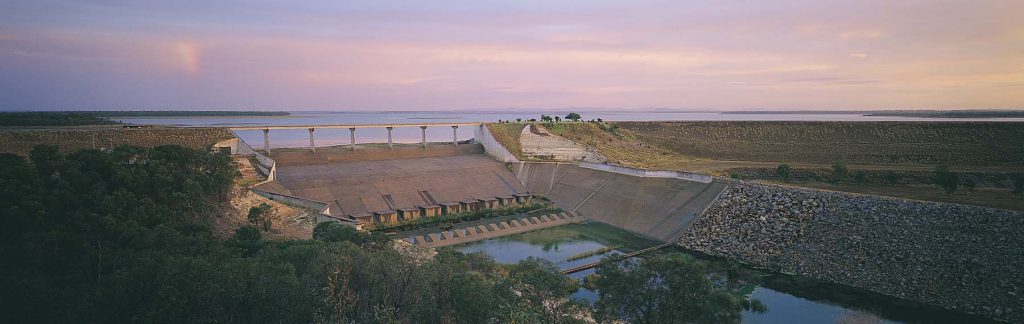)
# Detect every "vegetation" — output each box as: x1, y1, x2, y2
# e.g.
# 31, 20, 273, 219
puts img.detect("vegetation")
832, 161, 848, 182
565, 112, 582, 121
1014, 174, 1024, 196
934, 165, 959, 194
616, 121, 1024, 166
484, 123, 526, 159
537, 122, 697, 170
91, 110, 290, 117
248, 203, 274, 230
367, 203, 558, 232
776, 164, 791, 179
588, 253, 762, 323
0, 111, 121, 126
0, 145, 594, 323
